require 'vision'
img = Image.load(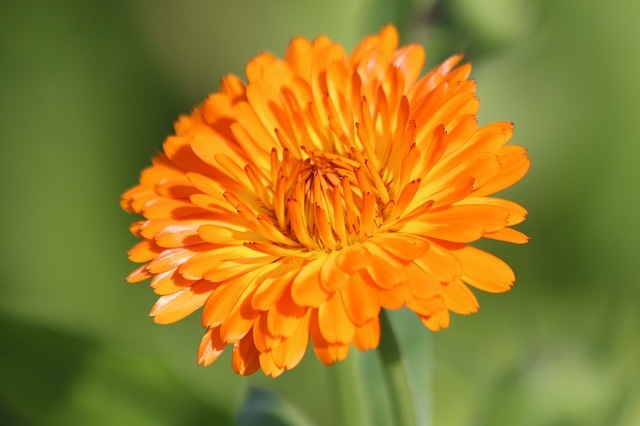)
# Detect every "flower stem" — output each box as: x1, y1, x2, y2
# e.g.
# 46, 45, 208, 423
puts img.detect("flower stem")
331, 349, 369, 426
378, 309, 419, 426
